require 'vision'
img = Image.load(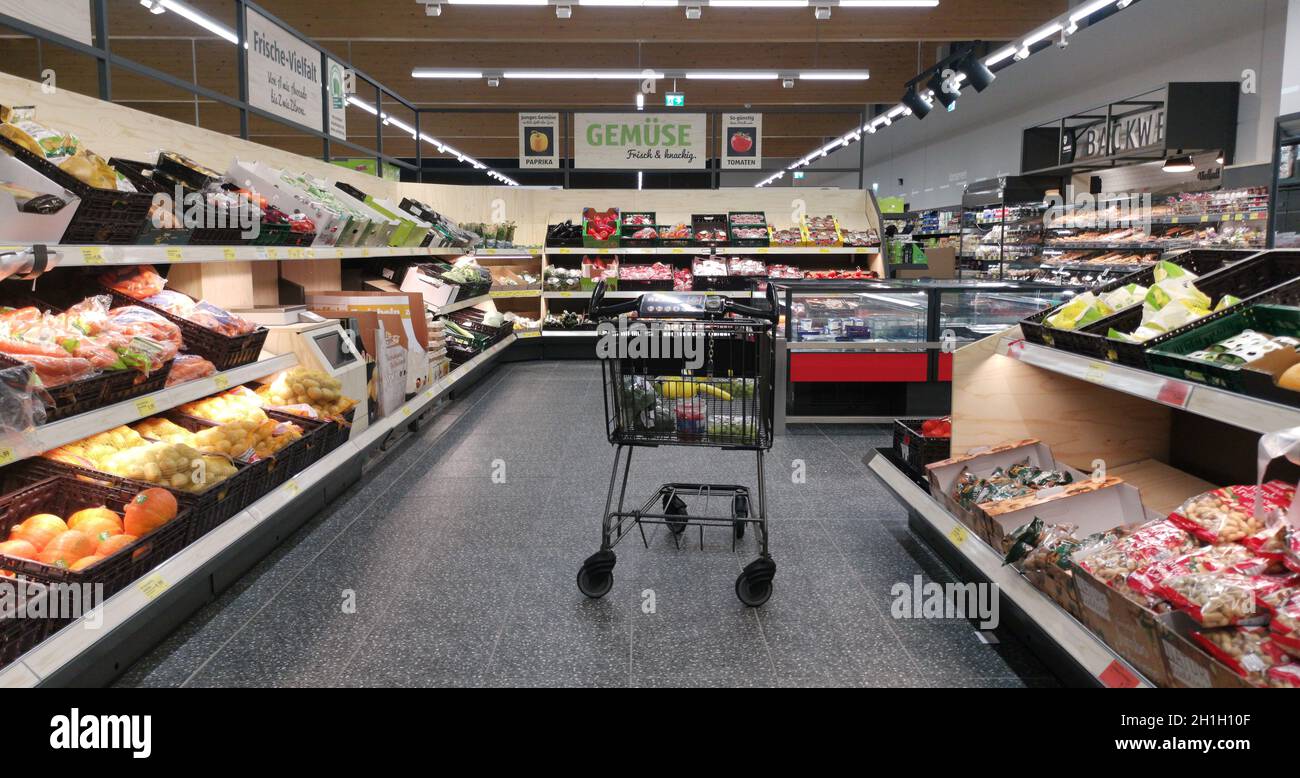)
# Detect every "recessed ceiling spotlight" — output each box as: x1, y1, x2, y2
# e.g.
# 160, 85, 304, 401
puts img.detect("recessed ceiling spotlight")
814, 5, 831, 20
556, 4, 572, 17
685, 4, 701, 18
